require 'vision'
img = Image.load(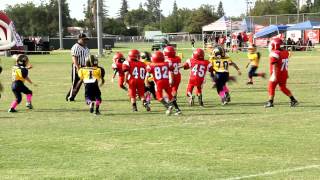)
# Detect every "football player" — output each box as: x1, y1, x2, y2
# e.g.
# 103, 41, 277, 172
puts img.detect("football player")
77, 55, 105, 115
163, 46, 181, 101
141, 51, 156, 105
146, 51, 181, 115
246, 44, 265, 85
123, 49, 150, 112
265, 38, 298, 108
181, 48, 213, 107
111, 52, 127, 91
8, 55, 35, 113
211, 46, 241, 105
